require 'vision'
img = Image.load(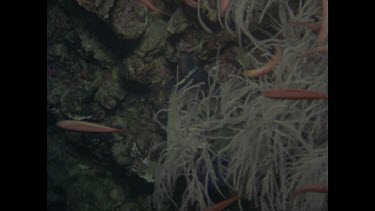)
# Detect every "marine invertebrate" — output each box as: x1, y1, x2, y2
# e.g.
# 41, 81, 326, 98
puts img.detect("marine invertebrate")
217, 0, 281, 50
112, 0, 148, 40
197, 0, 213, 33
288, 0, 328, 51
152, 0, 328, 206
76, 0, 114, 19
49, 1, 328, 210
153, 47, 327, 210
